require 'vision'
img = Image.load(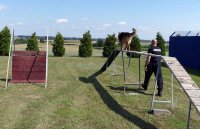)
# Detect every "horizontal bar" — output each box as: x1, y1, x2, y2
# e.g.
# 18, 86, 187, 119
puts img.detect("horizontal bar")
125, 83, 142, 85
153, 100, 171, 103
152, 109, 172, 113
122, 50, 162, 58
112, 73, 123, 76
